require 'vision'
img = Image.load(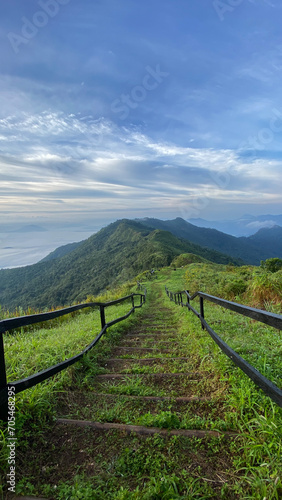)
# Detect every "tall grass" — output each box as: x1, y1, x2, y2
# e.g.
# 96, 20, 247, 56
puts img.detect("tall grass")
155, 261, 282, 499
